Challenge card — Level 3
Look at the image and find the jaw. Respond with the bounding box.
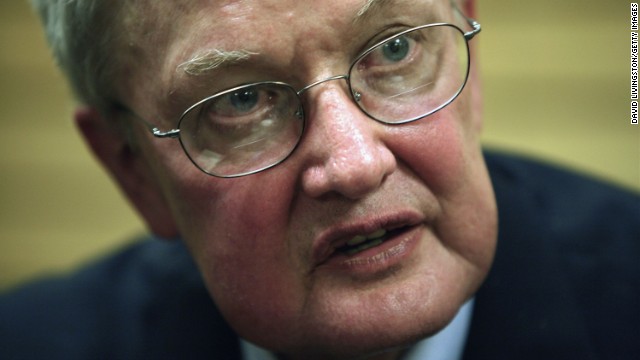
[204,221,487,357]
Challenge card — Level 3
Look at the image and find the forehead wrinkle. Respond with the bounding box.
[177,49,258,76]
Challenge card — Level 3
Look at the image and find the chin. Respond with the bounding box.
[278,310,454,360]
[265,269,470,359]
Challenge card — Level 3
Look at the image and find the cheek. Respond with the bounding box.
[137,126,309,343]
[390,110,469,194]
[165,170,308,344]
[389,78,483,196]
[388,103,497,278]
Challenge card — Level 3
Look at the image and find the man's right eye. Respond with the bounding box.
[193,86,283,143]
[209,87,263,117]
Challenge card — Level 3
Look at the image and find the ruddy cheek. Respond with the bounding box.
[389,115,468,195]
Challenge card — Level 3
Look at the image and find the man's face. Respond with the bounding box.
[117,0,497,357]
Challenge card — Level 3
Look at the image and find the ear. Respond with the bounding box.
[74,107,179,239]
[463,0,477,19]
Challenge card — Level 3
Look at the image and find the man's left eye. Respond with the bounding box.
[381,36,411,62]
[360,34,419,69]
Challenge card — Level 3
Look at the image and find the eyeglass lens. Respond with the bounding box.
[350,24,468,123]
[178,24,469,177]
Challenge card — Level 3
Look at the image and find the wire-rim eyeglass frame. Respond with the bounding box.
[118,14,481,178]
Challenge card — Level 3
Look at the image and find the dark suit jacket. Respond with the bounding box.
[2,153,639,359]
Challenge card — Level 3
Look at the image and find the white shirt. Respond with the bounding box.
[241,299,474,360]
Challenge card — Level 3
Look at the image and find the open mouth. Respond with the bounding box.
[337,227,409,256]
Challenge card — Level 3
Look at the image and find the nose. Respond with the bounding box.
[298,84,397,199]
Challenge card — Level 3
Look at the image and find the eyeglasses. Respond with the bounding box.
[122,16,481,178]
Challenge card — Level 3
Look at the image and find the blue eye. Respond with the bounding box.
[228,88,259,112]
[382,36,410,62]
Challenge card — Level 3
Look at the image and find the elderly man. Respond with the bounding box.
[1,0,638,359]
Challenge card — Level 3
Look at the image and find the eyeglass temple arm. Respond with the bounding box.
[464,19,481,40]
[151,127,181,138]
[450,0,481,40]
[112,102,181,139]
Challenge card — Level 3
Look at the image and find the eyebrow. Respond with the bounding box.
[354,0,394,22]
[177,0,397,75]
[177,49,257,75]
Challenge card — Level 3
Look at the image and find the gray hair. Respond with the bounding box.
[31,0,127,112]
[31,0,469,113]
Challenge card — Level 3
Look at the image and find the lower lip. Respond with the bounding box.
[316,225,424,279]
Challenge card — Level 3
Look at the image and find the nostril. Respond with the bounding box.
[297,82,397,199]
[301,142,396,200]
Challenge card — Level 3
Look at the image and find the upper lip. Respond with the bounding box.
[311,210,424,268]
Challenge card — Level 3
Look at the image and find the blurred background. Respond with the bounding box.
[1,1,638,290]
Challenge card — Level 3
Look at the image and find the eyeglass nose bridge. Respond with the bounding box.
[296,74,364,110]
[297,74,350,96]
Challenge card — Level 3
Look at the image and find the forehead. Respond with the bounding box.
[155,0,439,52]
[124,0,447,64]
[120,0,447,113]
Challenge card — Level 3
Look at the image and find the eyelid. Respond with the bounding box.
[202,89,270,121]
[356,24,413,57]
[364,36,418,67]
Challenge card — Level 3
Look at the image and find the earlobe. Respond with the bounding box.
[74,107,179,238]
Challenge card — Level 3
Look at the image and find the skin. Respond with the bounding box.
[76,0,497,359]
